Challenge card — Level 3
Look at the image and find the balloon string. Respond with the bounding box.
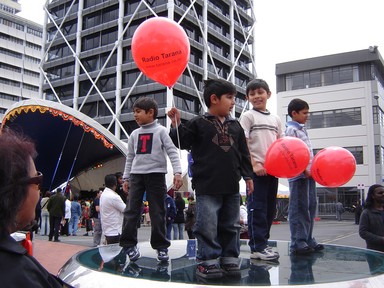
[170,87,182,159]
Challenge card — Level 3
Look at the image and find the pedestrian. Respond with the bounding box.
[82,200,93,236]
[168,79,254,279]
[359,184,384,252]
[92,188,103,246]
[285,98,324,254]
[69,195,81,236]
[40,190,51,236]
[0,129,67,287]
[100,174,125,244]
[115,172,127,203]
[336,201,344,221]
[60,196,71,236]
[239,78,283,261]
[185,195,196,239]
[354,201,362,224]
[47,187,66,242]
[173,192,186,240]
[165,193,176,240]
[119,97,183,263]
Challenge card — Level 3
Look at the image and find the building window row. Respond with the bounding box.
[23,83,39,92]
[27,27,43,38]
[0,77,20,87]
[285,65,359,91]
[0,32,23,45]
[314,146,363,165]
[24,55,40,65]
[0,17,24,31]
[0,92,20,102]
[0,62,21,73]
[0,47,22,59]
[83,4,119,29]
[305,107,361,129]
[0,4,17,14]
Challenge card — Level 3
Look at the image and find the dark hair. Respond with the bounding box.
[115,172,123,178]
[203,79,236,108]
[105,174,117,188]
[44,190,51,197]
[364,184,384,209]
[246,79,270,95]
[133,97,158,118]
[288,98,309,117]
[175,192,182,200]
[0,129,37,237]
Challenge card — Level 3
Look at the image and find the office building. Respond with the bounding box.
[41,0,256,141]
[0,0,43,120]
[276,47,384,213]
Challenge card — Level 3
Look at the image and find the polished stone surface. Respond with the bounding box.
[58,240,384,287]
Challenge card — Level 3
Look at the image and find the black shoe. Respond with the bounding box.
[125,246,141,262]
[48,238,52,241]
[196,263,223,279]
[291,246,314,255]
[313,244,324,251]
[83,233,89,236]
[53,239,61,242]
[220,263,241,278]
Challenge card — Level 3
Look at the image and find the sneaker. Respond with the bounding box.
[250,248,279,261]
[125,262,141,277]
[196,263,223,279]
[220,263,241,277]
[157,249,169,262]
[125,246,141,262]
[266,245,280,257]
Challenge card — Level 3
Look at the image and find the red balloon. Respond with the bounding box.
[264,137,310,178]
[311,147,356,187]
[131,17,190,88]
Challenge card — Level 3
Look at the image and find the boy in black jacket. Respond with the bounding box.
[168,79,254,279]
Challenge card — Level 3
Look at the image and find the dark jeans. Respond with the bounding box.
[120,173,170,250]
[49,215,62,241]
[194,193,240,261]
[247,174,278,252]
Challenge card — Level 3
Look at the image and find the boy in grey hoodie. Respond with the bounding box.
[120,97,183,262]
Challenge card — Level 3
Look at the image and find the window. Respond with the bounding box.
[306,108,361,129]
[286,65,359,91]
[314,146,363,165]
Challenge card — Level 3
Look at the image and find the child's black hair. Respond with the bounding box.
[133,96,158,118]
[287,98,309,118]
[203,79,237,108]
[246,79,270,95]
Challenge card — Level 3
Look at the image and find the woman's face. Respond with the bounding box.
[14,157,41,231]
[373,186,384,205]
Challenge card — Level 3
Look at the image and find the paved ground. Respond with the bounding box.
[32,219,366,275]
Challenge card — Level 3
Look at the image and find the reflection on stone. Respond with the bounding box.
[60,240,384,287]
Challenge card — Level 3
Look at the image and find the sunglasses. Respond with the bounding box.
[25,171,44,186]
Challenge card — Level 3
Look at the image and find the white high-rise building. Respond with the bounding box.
[0,0,43,120]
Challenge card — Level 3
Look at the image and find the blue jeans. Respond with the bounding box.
[69,215,79,235]
[40,213,50,236]
[172,223,185,239]
[247,174,278,252]
[288,177,318,250]
[194,193,240,261]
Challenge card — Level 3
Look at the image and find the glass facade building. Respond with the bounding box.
[41,0,257,140]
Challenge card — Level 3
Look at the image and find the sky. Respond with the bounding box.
[18,0,384,112]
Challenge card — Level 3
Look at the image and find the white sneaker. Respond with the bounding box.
[266,245,280,257]
[250,248,279,261]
